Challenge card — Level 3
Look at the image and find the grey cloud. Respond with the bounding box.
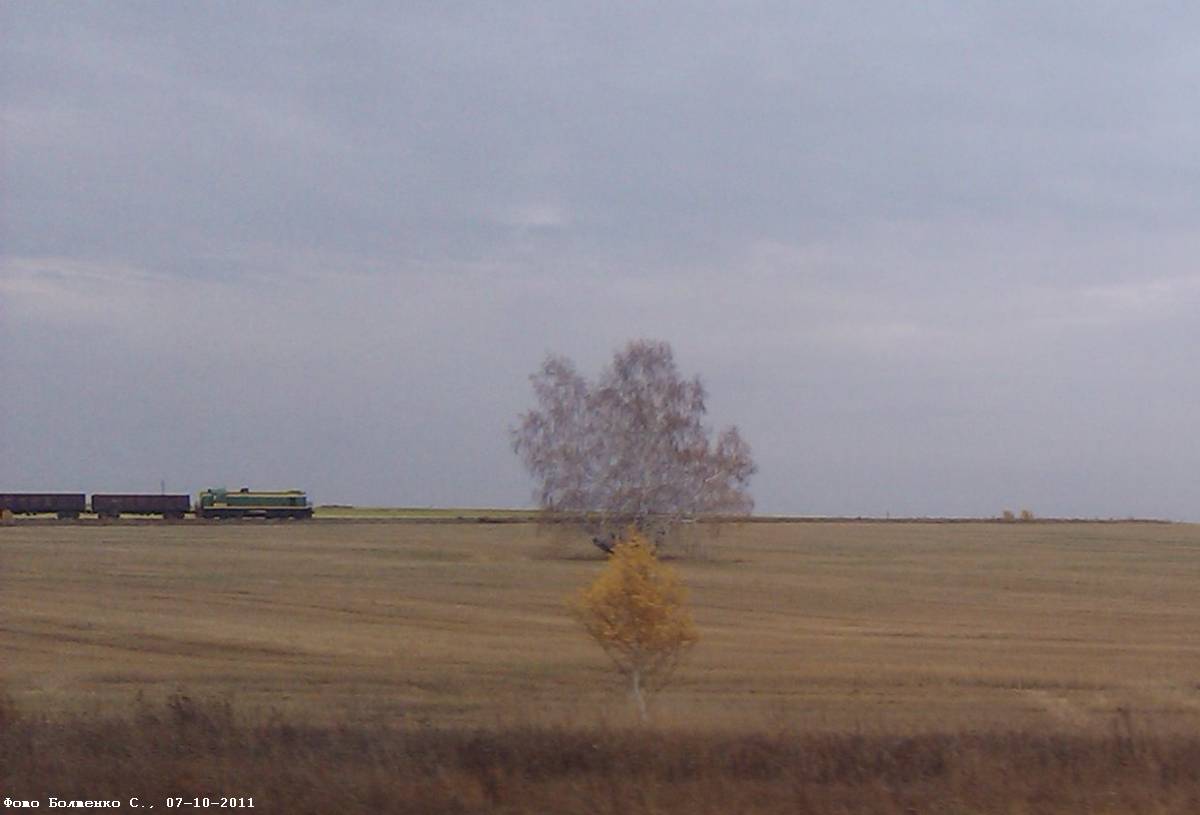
[4,3,1200,518]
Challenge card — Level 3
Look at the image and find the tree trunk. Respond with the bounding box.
[631,667,647,722]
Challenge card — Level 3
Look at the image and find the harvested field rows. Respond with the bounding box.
[3,520,1199,731]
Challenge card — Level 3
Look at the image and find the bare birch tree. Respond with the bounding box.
[512,340,756,551]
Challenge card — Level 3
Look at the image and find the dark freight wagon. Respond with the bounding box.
[195,488,313,519]
[0,493,86,518]
[91,494,191,519]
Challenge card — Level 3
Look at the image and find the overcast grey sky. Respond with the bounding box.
[3,3,1199,518]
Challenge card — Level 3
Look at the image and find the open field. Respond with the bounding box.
[4,519,1200,811]
[4,519,1200,727]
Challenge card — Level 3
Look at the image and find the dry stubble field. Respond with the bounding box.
[4,519,1200,813]
[4,519,1200,728]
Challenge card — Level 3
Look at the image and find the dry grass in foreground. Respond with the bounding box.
[5,520,1200,811]
[3,694,1199,815]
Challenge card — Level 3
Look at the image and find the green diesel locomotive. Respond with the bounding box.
[196,487,313,519]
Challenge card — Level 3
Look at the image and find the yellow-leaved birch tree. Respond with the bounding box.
[571,530,698,720]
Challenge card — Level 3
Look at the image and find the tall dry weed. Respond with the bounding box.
[4,695,1200,814]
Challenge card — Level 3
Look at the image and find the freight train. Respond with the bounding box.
[0,489,313,520]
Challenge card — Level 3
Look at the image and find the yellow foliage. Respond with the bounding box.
[571,530,697,714]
